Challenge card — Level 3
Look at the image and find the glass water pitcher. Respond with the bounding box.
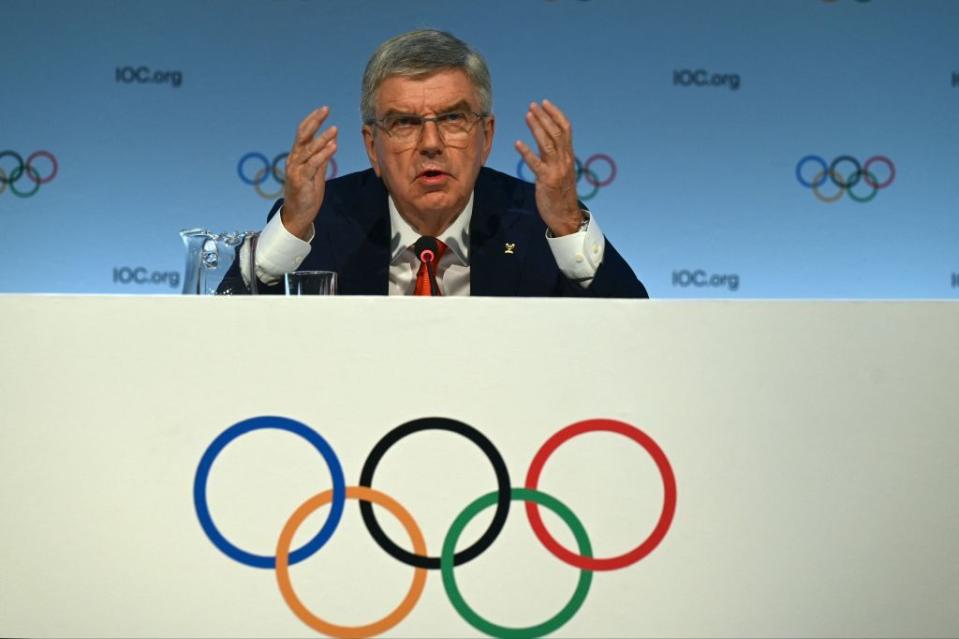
[179,229,259,295]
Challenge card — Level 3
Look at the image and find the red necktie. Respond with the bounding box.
[414,238,447,296]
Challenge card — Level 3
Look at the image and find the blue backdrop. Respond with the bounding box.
[2,0,957,297]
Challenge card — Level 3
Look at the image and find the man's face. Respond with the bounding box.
[363,69,495,227]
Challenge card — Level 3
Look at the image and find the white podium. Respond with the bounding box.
[1,296,957,638]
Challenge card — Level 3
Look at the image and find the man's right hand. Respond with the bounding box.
[281,106,338,240]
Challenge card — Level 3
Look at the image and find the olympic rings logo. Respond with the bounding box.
[516,153,617,202]
[0,150,58,198]
[795,155,895,204]
[194,415,677,638]
[238,152,338,200]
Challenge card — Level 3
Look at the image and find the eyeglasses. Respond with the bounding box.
[366,111,488,147]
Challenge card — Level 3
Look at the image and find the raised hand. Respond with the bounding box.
[514,100,583,236]
[281,106,338,240]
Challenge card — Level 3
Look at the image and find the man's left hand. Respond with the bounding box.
[515,100,584,237]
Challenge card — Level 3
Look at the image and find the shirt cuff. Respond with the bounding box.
[545,211,606,288]
[241,207,315,286]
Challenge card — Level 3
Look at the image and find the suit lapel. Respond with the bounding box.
[336,171,390,295]
[470,169,526,296]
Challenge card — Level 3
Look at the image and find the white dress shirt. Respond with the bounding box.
[242,192,607,294]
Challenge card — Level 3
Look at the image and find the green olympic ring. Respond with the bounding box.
[845,170,879,203]
[7,164,42,198]
[441,487,593,638]
[573,158,600,202]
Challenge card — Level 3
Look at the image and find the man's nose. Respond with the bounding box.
[417,120,444,155]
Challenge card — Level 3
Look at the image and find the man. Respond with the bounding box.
[243,29,647,297]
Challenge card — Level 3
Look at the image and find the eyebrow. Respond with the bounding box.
[381,100,475,118]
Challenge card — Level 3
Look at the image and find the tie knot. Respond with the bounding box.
[412,237,447,296]
[413,236,447,265]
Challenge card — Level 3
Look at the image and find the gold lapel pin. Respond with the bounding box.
[504,242,515,255]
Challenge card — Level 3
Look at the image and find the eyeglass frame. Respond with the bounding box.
[364,110,490,145]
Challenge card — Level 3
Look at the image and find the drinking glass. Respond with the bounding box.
[284,270,337,295]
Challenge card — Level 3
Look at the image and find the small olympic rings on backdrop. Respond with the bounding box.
[516,153,617,202]
[237,152,338,200]
[795,154,895,204]
[194,415,676,637]
[0,150,58,198]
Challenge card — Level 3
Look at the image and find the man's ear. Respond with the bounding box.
[362,125,381,177]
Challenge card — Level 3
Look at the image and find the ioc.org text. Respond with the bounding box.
[115,66,183,88]
[673,269,740,292]
[113,266,180,289]
[673,69,740,91]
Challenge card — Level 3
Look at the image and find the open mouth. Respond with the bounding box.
[420,170,446,178]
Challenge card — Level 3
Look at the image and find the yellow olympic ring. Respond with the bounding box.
[811,170,845,203]
[275,486,428,638]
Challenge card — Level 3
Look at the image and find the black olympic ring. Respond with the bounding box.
[358,416,511,570]
[829,155,861,188]
[0,150,58,198]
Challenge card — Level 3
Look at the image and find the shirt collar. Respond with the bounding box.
[388,193,472,265]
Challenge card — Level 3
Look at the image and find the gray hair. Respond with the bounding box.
[361,29,492,123]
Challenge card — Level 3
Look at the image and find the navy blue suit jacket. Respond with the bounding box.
[249,166,647,297]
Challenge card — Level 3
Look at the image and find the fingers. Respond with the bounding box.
[299,125,338,164]
[514,139,546,175]
[303,136,337,178]
[293,106,330,146]
[516,99,576,183]
[540,99,572,134]
[287,106,338,183]
[515,100,581,232]
[524,99,572,158]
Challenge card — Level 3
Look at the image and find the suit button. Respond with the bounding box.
[575,254,584,263]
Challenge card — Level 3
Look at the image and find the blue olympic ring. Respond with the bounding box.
[795,154,829,188]
[193,415,346,569]
[237,152,271,186]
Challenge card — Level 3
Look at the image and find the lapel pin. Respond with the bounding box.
[504,242,515,255]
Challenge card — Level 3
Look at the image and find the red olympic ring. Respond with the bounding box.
[524,418,677,571]
[582,153,617,188]
[26,150,58,184]
[862,155,895,190]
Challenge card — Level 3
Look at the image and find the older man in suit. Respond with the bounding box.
[243,29,647,298]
